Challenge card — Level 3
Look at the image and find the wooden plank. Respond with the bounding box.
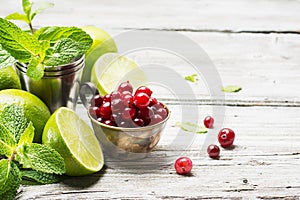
[18,105,300,199]
[1,0,300,32]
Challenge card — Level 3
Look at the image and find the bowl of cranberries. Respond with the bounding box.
[83,81,170,159]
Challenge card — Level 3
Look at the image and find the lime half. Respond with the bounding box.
[42,107,104,176]
[91,53,147,95]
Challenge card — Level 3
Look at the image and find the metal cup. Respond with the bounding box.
[15,56,85,113]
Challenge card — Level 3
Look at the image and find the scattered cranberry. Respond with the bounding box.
[204,116,214,128]
[218,128,235,148]
[174,157,193,175]
[207,144,220,159]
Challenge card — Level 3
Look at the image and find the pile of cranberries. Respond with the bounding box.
[89,81,168,128]
[174,116,236,175]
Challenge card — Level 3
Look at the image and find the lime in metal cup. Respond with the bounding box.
[16,56,85,113]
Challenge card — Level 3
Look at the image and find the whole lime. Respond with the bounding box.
[0,89,51,143]
[42,107,104,176]
[81,26,118,82]
[0,66,21,90]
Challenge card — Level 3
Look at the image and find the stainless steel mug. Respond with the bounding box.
[16,56,85,113]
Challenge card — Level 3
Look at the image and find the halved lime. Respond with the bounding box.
[91,53,147,95]
[42,107,104,176]
[81,26,117,82]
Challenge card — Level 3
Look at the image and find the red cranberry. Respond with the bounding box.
[99,102,112,120]
[89,107,101,119]
[218,128,235,148]
[118,81,133,94]
[204,116,214,128]
[133,118,144,127]
[135,86,153,97]
[149,114,163,125]
[103,119,115,126]
[174,157,193,175]
[91,94,103,107]
[149,97,158,106]
[111,98,124,113]
[133,92,150,109]
[103,93,111,103]
[155,108,168,119]
[122,107,136,121]
[207,144,220,159]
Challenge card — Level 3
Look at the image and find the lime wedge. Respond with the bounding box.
[42,107,104,176]
[91,53,147,95]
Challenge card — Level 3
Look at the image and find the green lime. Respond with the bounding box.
[81,26,118,82]
[42,107,104,176]
[0,66,21,90]
[0,89,51,143]
[91,53,147,95]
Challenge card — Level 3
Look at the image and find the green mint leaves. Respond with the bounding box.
[0,0,92,80]
[0,104,65,199]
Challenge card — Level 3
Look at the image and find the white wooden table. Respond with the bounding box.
[2,0,300,199]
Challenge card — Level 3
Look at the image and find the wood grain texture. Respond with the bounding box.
[1,0,300,199]
[1,0,300,32]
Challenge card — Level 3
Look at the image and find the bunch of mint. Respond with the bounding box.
[0,104,65,200]
[0,0,92,80]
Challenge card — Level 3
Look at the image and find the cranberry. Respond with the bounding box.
[174,157,193,175]
[103,93,111,103]
[137,107,154,125]
[204,116,214,128]
[121,93,133,107]
[207,144,220,159]
[103,119,115,126]
[135,86,152,97]
[91,94,103,107]
[149,114,163,125]
[111,98,124,113]
[99,102,112,120]
[149,97,158,106]
[155,108,168,119]
[111,91,122,100]
[218,128,235,148]
[89,107,100,119]
[133,118,144,127]
[97,117,104,123]
[118,81,133,94]
[122,107,136,121]
[133,92,150,108]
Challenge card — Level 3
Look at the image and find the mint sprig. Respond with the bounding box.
[0,0,92,80]
[0,104,66,199]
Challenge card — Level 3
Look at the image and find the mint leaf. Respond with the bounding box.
[17,143,65,175]
[0,160,21,198]
[0,124,16,157]
[185,74,198,83]
[0,44,17,69]
[175,122,208,134]
[0,18,42,63]
[0,104,29,143]
[22,0,32,17]
[18,122,34,146]
[5,12,29,24]
[21,170,63,184]
[26,56,44,80]
[222,85,242,93]
[30,2,54,21]
[35,26,92,52]
[44,38,83,66]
